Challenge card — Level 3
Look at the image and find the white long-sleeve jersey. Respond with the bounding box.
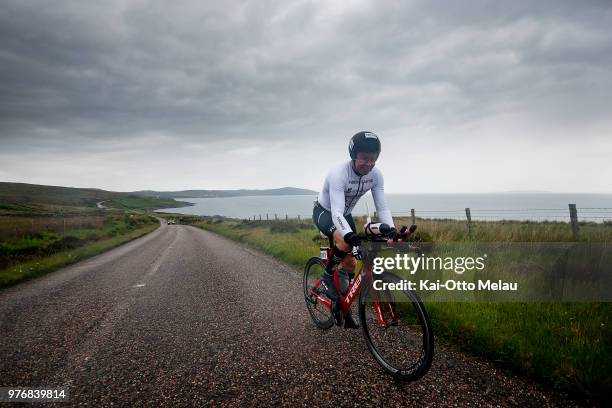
[317,161,394,236]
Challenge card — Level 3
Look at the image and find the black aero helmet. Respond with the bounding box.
[349,131,381,160]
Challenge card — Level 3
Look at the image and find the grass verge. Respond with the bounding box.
[0,215,159,288]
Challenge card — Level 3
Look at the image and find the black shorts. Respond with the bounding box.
[312,202,356,243]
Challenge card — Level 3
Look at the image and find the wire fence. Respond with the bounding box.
[244,207,612,222]
[242,205,612,240]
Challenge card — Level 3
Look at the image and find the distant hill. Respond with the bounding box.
[131,187,318,198]
[0,183,317,215]
[0,182,192,213]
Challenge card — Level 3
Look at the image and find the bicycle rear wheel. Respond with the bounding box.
[303,257,334,330]
[359,272,434,381]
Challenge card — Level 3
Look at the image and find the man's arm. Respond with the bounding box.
[371,170,395,227]
[328,171,354,237]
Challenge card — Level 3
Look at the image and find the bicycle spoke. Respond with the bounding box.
[303,257,334,330]
[360,273,433,380]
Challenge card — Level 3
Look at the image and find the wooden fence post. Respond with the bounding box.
[465,208,472,239]
[259,214,261,221]
[569,204,579,240]
[266,213,269,221]
[285,214,288,221]
[275,214,278,221]
[411,209,416,225]
[297,215,301,222]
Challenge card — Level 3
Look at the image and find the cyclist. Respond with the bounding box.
[312,131,396,329]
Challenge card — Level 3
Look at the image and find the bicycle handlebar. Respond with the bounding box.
[360,223,417,243]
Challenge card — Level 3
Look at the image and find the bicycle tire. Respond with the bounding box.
[359,272,434,381]
[303,257,335,330]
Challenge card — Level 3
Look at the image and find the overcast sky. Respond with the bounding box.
[1,0,611,193]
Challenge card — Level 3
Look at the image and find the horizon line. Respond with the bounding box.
[1,181,611,195]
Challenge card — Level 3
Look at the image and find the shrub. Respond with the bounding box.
[85,232,99,241]
[45,236,85,253]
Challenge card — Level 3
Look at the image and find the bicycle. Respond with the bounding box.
[303,224,434,381]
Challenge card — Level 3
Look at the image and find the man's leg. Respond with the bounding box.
[325,229,353,288]
[332,229,355,273]
[332,229,351,252]
[313,205,359,328]
[330,229,359,329]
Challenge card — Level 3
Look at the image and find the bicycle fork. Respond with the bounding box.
[369,276,401,329]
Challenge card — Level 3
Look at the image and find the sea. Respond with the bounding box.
[157,193,612,223]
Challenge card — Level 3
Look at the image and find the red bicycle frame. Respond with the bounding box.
[308,247,400,329]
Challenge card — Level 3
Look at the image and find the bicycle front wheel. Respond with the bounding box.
[303,257,334,330]
[359,272,434,381]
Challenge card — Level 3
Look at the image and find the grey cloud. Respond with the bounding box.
[0,0,611,169]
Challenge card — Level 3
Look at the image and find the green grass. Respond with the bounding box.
[0,182,191,213]
[426,302,610,397]
[0,214,159,287]
[185,216,611,400]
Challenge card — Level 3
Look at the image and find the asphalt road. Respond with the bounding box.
[0,223,584,406]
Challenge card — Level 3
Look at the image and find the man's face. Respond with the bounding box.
[354,151,378,175]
